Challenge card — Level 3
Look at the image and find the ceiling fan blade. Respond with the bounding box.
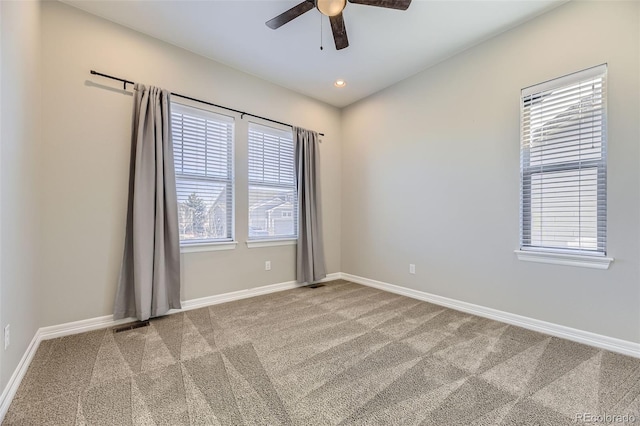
[348,0,411,10]
[266,1,315,29]
[329,12,349,50]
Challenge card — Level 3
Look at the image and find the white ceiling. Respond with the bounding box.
[62,0,566,108]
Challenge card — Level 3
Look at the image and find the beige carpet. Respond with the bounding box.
[4,280,640,425]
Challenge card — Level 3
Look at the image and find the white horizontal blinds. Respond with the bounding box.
[248,123,297,240]
[171,103,234,244]
[520,64,607,255]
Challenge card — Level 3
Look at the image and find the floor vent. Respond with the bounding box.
[113,320,150,333]
[306,283,325,289]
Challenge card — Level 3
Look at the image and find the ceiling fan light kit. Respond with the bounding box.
[266,0,411,51]
[317,0,347,16]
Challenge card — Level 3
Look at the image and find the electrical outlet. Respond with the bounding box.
[409,264,416,274]
[265,261,271,271]
[4,324,10,350]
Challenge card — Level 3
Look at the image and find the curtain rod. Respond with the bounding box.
[89,70,325,136]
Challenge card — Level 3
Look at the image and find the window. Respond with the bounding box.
[520,64,607,256]
[171,103,234,245]
[248,123,297,240]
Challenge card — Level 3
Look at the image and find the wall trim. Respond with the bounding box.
[342,273,640,359]
[0,330,39,421]
[514,249,613,270]
[0,272,340,421]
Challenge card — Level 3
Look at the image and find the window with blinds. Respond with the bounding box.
[248,123,297,240]
[171,103,234,245]
[520,64,607,255]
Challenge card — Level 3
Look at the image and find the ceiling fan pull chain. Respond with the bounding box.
[320,14,324,50]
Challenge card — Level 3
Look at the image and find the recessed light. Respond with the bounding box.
[334,79,346,88]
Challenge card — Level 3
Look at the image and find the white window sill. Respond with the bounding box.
[246,239,297,249]
[181,241,237,253]
[514,249,613,270]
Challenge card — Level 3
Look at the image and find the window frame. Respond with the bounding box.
[171,101,236,249]
[247,121,298,243]
[517,64,613,269]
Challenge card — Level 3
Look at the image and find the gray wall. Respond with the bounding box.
[0,0,42,389]
[39,1,342,326]
[341,1,640,343]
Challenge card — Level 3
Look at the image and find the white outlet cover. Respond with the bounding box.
[4,324,10,349]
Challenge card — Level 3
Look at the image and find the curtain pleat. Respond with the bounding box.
[114,83,181,320]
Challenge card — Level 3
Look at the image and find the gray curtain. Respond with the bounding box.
[294,127,327,284]
[114,83,181,321]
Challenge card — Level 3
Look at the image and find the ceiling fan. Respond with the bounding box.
[266,0,412,50]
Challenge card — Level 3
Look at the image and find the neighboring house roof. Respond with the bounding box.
[266,201,293,213]
[532,94,595,144]
[249,196,287,212]
[208,187,227,216]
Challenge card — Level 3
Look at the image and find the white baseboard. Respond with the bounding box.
[0,272,341,422]
[178,273,343,311]
[180,279,301,311]
[0,332,40,422]
[39,316,137,341]
[342,273,640,359]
